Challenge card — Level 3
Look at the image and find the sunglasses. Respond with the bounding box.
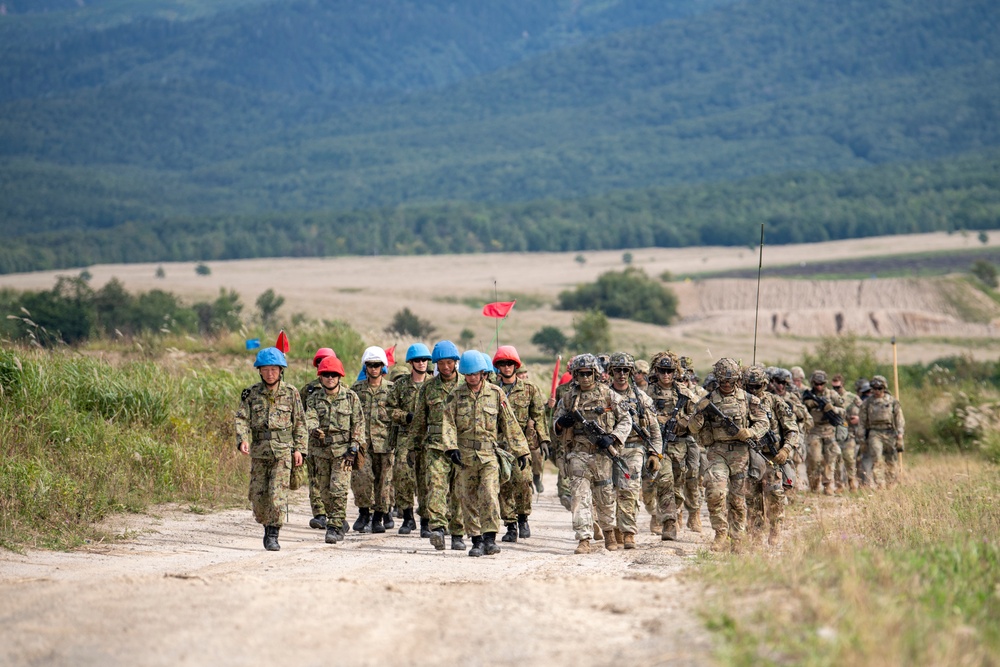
[832,385,843,390]
[495,360,516,367]
[773,379,787,385]
[611,368,631,375]
[319,372,340,379]
[365,362,384,368]
[813,382,826,387]
[656,368,675,375]
[576,371,595,378]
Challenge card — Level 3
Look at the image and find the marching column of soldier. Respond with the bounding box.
[236,344,905,554]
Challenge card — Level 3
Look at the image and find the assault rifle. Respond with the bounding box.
[658,394,690,444]
[570,409,632,487]
[624,403,663,460]
[802,389,844,426]
[701,401,795,488]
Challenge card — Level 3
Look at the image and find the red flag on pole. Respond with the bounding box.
[385,345,396,366]
[275,330,290,354]
[482,300,516,318]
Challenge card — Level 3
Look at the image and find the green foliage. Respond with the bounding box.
[571,310,611,352]
[194,263,211,276]
[254,288,284,329]
[192,288,243,336]
[459,328,475,349]
[622,252,633,265]
[155,266,165,279]
[978,230,990,245]
[385,307,436,339]
[970,259,998,288]
[798,334,881,385]
[558,267,678,324]
[531,326,568,356]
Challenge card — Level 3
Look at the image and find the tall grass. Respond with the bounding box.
[699,455,1000,666]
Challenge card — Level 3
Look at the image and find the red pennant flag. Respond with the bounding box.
[385,345,396,366]
[275,330,290,354]
[482,300,516,318]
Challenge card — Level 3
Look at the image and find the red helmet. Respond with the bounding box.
[317,356,346,377]
[312,347,336,367]
[492,345,522,369]
[559,371,572,386]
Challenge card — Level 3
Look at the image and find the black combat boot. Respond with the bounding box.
[309,514,328,530]
[419,517,432,538]
[468,536,484,557]
[353,508,371,533]
[451,534,466,551]
[264,525,280,551]
[325,524,342,544]
[483,532,501,556]
[661,519,678,541]
[398,508,415,535]
[533,473,544,493]
[371,511,386,533]
[382,511,394,530]
[517,514,531,539]
[501,522,518,543]
[429,527,446,551]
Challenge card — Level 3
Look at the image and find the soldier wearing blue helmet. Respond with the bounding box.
[235,347,308,551]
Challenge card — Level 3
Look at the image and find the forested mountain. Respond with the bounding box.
[1,0,998,273]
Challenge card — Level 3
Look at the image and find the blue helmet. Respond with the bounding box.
[431,340,461,362]
[405,343,432,362]
[458,350,489,375]
[254,347,287,368]
[480,351,495,372]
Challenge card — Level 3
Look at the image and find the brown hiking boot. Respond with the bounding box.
[710,530,729,552]
[623,533,636,550]
[687,511,702,533]
[613,528,623,546]
[649,515,661,535]
[849,479,859,492]
[604,530,619,551]
[593,522,604,541]
[575,539,591,555]
[823,485,835,496]
[767,525,781,547]
[661,520,678,541]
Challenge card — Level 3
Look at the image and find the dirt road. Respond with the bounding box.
[0,473,714,667]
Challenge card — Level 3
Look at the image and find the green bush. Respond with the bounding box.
[557,267,678,324]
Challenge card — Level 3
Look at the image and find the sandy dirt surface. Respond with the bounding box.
[0,472,714,667]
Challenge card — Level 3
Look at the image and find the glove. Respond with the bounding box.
[596,434,615,450]
[448,449,463,466]
[696,397,712,412]
[556,413,577,429]
[822,402,835,412]
[539,440,551,460]
[735,427,754,442]
[896,435,905,452]
[772,448,789,465]
[517,454,529,471]
[341,451,356,471]
[311,428,325,439]
[645,456,661,473]
[405,412,413,424]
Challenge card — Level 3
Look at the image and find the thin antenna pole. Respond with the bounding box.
[752,224,765,365]
[494,280,500,350]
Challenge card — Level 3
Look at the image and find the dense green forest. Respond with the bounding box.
[1,0,998,273]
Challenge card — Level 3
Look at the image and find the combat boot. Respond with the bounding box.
[342,519,350,533]
[559,495,572,511]
[371,511,386,534]
[419,517,432,538]
[687,510,702,533]
[451,534,466,551]
[767,525,781,547]
[383,511,394,530]
[613,528,623,547]
[710,530,729,553]
[730,532,745,554]
[533,473,544,493]
[309,514,327,530]
[483,532,501,556]
[264,526,280,552]
[398,508,415,535]
[649,515,661,535]
[593,522,604,541]
[623,533,636,550]
[575,539,591,555]
[661,520,678,541]
[325,525,342,544]
[502,522,518,543]
[823,485,834,496]
[429,528,446,551]
[604,529,619,552]
[517,514,531,539]
[468,536,484,557]
[353,508,371,533]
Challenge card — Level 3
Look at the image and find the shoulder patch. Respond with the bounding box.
[241,388,252,402]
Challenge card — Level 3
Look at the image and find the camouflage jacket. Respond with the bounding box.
[442,382,529,463]
[689,387,769,447]
[303,382,364,458]
[497,377,551,449]
[612,383,663,456]
[859,393,905,436]
[840,389,862,440]
[350,377,395,454]
[235,380,308,459]
[802,387,846,435]
[553,383,632,452]
[411,373,462,453]
[782,389,814,433]
[760,390,800,457]
[645,380,697,439]
[385,374,427,452]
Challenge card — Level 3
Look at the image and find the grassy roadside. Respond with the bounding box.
[698,454,1000,665]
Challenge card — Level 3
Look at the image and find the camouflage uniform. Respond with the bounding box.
[497,376,550,528]
[746,389,798,541]
[300,378,327,518]
[838,388,862,491]
[411,373,464,536]
[859,384,905,488]
[235,380,308,528]
[802,378,846,494]
[302,382,364,528]
[610,382,662,537]
[442,382,529,537]
[551,380,576,508]
[386,374,426,517]
[350,377,396,515]
[645,378,698,528]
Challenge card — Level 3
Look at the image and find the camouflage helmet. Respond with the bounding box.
[870,374,888,389]
[713,357,741,382]
[743,364,768,388]
[653,351,679,370]
[790,366,805,381]
[608,352,635,370]
[855,377,869,393]
[765,366,783,381]
[596,353,611,373]
[680,356,694,370]
[569,353,601,374]
[635,359,650,374]
[810,370,828,385]
[859,380,872,393]
[779,368,793,384]
[703,373,717,391]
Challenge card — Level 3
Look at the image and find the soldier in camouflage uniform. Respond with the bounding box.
[549,372,576,510]
[802,370,847,495]
[411,340,466,551]
[235,347,307,551]
[386,343,432,535]
[553,354,632,554]
[831,373,861,492]
[300,347,336,530]
[515,367,547,494]
[646,352,699,535]
[743,365,798,546]
[688,358,769,552]
[859,375,906,488]
[609,352,663,549]
[854,378,872,485]
[633,360,650,391]
[303,355,365,544]
[443,351,530,557]
[770,367,812,490]
[492,346,550,542]
[350,346,396,533]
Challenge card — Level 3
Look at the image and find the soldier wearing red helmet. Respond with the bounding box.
[300,347,338,530]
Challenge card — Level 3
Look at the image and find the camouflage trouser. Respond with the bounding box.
[747,462,785,534]
[351,447,374,509]
[862,430,899,488]
[499,454,532,523]
[663,438,687,518]
[652,458,677,526]
[249,453,291,527]
[370,451,394,513]
[641,472,657,517]
[704,443,750,538]
[566,450,616,541]
[806,431,841,491]
[839,435,858,489]
[552,441,572,507]
[414,447,428,519]
[458,454,502,536]
[530,446,544,477]
[423,448,464,535]
[393,445,416,512]
[615,446,644,535]
[313,454,351,524]
[680,437,702,515]
[306,454,327,517]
